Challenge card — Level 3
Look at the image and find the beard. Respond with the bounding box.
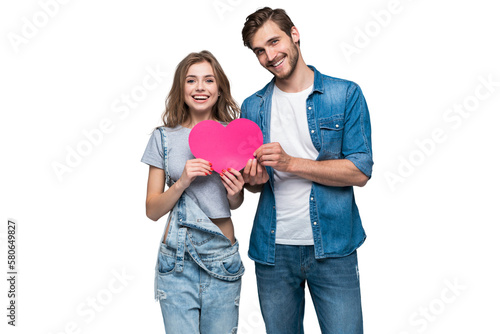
[269,43,299,80]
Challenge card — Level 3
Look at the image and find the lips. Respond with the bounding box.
[193,95,209,101]
[270,55,286,69]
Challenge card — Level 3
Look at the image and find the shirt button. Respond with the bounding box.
[273,205,275,209]
[308,107,312,110]
[313,222,317,225]
[310,197,314,201]
[311,130,315,134]
[336,124,339,128]
[271,230,275,234]
[179,218,182,222]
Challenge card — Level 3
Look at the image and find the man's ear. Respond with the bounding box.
[291,26,300,45]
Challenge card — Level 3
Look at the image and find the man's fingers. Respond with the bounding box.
[256,161,263,174]
[243,159,253,175]
[249,159,257,177]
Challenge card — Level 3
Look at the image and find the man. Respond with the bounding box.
[240,7,373,334]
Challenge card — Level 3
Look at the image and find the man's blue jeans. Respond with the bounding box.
[255,245,363,334]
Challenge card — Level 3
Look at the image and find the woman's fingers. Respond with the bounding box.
[186,159,213,176]
[220,168,244,194]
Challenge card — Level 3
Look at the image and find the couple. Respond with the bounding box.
[141,7,373,334]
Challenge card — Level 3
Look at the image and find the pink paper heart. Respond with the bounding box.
[188,119,263,173]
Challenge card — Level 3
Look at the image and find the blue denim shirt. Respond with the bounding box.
[241,66,373,264]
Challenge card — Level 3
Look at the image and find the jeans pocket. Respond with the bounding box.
[221,252,243,275]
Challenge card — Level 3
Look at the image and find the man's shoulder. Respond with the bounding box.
[241,79,274,113]
[318,71,360,91]
[244,80,274,101]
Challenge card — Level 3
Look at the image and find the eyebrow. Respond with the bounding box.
[186,74,215,78]
[252,35,281,53]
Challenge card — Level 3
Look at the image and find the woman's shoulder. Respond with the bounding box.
[154,124,185,133]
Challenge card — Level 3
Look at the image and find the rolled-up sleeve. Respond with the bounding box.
[342,83,373,178]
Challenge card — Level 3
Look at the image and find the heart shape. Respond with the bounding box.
[188,119,263,173]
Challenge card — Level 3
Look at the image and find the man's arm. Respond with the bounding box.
[253,81,373,187]
[253,143,368,187]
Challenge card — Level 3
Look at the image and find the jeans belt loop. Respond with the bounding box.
[175,227,187,272]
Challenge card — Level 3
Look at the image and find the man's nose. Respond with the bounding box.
[266,48,277,63]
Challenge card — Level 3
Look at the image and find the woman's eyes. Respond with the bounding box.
[186,79,215,84]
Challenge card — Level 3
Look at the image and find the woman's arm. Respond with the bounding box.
[145,166,183,221]
[145,159,213,221]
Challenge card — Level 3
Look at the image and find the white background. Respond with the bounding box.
[1,0,499,333]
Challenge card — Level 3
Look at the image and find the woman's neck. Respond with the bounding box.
[182,113,214,129]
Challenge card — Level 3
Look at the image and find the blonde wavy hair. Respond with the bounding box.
[161,50,239,128]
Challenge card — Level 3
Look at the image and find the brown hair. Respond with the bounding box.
[161,50,239,128]
[242,7,298,49]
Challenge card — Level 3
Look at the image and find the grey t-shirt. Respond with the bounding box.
[141,125,231,219]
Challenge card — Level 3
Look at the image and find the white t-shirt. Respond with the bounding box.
[270,84,318,245]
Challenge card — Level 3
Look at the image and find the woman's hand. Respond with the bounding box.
[220,168,245,209]
[176,159,213,191]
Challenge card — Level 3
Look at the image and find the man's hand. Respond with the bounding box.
[242,158,269,192]
[253,142,293,172]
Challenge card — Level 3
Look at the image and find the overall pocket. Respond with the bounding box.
[220,251,244,276]
[187,229,216,246]
[157,244,176,275]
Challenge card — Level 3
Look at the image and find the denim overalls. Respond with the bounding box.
[154,127,244,334]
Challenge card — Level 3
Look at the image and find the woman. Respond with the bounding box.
[141,50,245,334]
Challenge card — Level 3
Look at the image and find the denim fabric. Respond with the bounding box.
[241,65,373,264]
[157,240,242,334]
[255,245,363,334]
[153,127,244,333]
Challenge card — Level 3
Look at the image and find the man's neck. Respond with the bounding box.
[274,60,314,93]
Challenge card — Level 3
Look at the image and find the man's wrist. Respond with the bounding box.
[286,156,301,174]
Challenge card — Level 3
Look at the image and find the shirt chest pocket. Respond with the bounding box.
[319,116,344,157]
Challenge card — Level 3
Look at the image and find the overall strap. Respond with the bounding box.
[175,227,187,272]
[159,127,173,187]
[185,233,244,282]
